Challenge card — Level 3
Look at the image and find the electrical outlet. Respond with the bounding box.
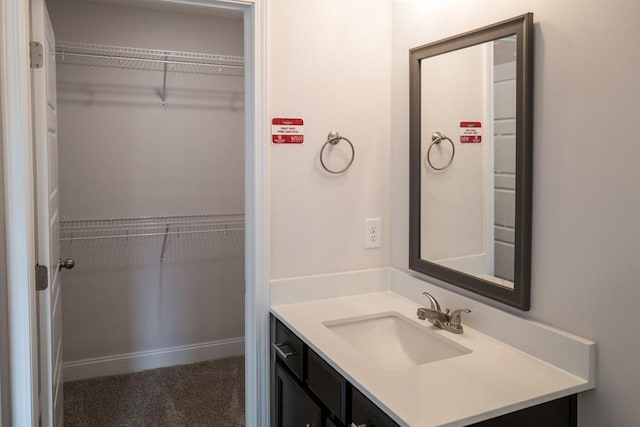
[364,218,382,249]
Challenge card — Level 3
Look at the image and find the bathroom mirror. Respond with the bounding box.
[409,14,533,310]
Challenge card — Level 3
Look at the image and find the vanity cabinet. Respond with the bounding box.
[270,315,577,427]
[271,316,399,427]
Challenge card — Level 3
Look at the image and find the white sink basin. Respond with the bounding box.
[323,312,471,370]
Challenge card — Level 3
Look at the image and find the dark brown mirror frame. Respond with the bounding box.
[409,13,534,310]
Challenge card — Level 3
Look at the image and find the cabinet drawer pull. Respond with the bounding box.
[271,342,297,359]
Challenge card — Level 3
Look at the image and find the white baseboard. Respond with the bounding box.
[63,337,245,382]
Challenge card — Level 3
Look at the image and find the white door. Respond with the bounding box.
[31,0,65,425]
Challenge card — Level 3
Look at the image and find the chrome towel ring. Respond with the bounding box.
[320,131,355,174]
[427,131,455,170]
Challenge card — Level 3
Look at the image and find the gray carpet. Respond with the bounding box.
[64,356,245,426]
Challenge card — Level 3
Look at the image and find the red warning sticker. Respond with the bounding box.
[272,118,304,144]
[460,121,482,143]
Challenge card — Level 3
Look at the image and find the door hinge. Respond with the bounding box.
[35,264,48,291]
[30,41,44,69]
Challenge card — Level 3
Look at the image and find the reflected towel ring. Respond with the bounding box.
[427,131,455,170]
[320,131,355,174]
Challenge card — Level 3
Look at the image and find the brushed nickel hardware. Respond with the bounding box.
[417,292,470,334]
[449,309,472,330]
[30,41,43,68]
[271,342,297,359]
[58,258,75,271]
[421,291,441,312]
[320,131,355,174]
[426,131,455,171]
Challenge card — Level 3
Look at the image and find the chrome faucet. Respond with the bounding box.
[416,292,471,334]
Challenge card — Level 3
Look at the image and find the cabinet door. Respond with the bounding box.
[275,363,323,427]
[307,349,347,423]
[351,387,399,427]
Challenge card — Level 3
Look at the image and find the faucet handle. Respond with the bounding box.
[421,292,441,312]
[448,309,471,327]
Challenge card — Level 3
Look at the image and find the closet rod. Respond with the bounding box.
[60,221,244,233]
[59,214,245,241]
[55,51,244,70]
[60,213,243,224]
[60,217,244,231]
[59,227,245,242]
[60,224,244,236]
[55,41,244,69]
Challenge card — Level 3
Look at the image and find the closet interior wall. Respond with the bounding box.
[48,0,245,380]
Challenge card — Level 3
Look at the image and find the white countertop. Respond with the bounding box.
[271,272,595,427]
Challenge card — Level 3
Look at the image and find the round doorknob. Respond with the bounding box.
[58,258,75,271]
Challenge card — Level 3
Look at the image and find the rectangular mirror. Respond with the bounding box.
[409,14,533,310]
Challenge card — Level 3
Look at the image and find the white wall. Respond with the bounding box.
[269,0,392,279]
[55,64,244,218]
[60,230,244,362]
[47,0,243,57]
[391,1,640,425]
[47,0,245,372]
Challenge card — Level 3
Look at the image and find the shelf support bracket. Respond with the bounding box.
[160,56,168,105]
[160,224,170,263]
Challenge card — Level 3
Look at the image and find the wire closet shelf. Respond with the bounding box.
[59,213,245,242]
[55,41,245,75]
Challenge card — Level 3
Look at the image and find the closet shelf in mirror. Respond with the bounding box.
[59,213,244,242]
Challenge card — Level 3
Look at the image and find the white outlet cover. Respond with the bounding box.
[364,218,382,249]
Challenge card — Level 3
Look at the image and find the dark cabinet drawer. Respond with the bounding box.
[274,363,322,427]
[351,387,399,427]
[273,319,304,381]
[307,349,347,424]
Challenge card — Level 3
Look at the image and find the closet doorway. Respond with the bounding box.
[44,0,250,424]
